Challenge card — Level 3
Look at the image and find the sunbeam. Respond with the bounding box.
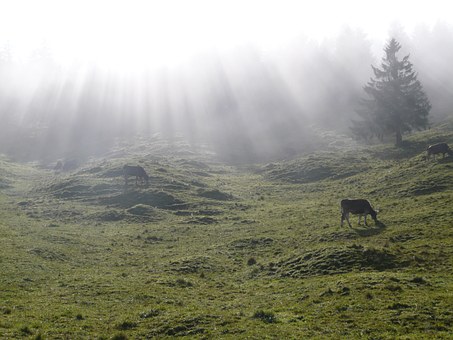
[0,0,452,162]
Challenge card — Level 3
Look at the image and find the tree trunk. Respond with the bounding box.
[395,130,402,146]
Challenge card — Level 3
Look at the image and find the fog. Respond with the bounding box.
[1,1,453,162]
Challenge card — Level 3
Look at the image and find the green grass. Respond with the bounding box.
[1,123,453,339]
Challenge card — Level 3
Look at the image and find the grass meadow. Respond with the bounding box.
[1,121,453,339]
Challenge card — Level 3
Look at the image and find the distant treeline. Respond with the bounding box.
[0,24,452,162]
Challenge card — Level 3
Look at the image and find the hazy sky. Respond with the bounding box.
[1,0,452,70]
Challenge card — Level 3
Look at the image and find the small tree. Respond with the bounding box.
[353,38,431,145]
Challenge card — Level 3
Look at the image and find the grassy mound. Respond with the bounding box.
[197,189,233,200]
[125,204,166,222]
[269,245,403,278]
[262,152,371,183]
[90,209,125,222]
[101,190,184,209]
[169,255,221,274]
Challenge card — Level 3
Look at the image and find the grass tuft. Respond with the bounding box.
[252,310,277,323]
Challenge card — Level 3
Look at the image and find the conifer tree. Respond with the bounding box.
[353,38,431,145]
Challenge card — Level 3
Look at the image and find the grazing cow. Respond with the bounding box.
[123,165,149,185]
[54,159,79,173]
[341,199,378,227]
[427,142,453,160]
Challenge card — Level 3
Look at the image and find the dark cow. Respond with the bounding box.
[123,165,149,185]
[341,199,378,227]
[427,142,453,160]
[54,159,79,173]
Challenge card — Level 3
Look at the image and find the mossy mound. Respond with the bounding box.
[101,190,184,209]
[229,237,274,250]
[46,178,113,199]
[126,204,165,222]
[269,245,403,278]
[126,204,158,216]
[149,315,218,337]
[197,189,233,200]
[262,152,371,183]
[92,210,125,221]
[169,256,221,274]
[28,248,68,261]
[185,216,218,225]
[0,177,11,189]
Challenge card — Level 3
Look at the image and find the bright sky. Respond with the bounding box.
[0,0,452,70]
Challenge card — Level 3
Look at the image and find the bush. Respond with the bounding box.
[252,310,277,323]
[247,257,257,266]
[116,321,137,330]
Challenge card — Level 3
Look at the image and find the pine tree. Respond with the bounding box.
[353,38,431,145]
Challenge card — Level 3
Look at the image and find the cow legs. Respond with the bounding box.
[358,214,369,226]
[341,213,351,227]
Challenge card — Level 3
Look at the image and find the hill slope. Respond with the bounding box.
[1,124,452,339]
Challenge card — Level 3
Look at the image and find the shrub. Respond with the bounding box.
[20,326,33,335]
[112,334,128,340]
[175,278,193,288]
[247,257,257,266]
[252,310,277,323]
[116,321,137,330]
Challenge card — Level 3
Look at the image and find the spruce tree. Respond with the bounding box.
[353,38,431,145]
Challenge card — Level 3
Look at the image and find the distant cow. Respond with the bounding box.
[54,159,79,173]
[427,142,453,160]
[123,165,149,185]
[341,199,378,227]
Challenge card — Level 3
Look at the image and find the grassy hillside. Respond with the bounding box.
[1,124,452,339]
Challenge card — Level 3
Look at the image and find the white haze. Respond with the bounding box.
[2,0,451,68]
[0,0,453,162]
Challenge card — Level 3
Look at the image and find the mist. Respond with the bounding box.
[1,2,453,163]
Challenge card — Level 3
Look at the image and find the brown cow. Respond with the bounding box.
[341,199,378,227]
[427,142,453,160]
[123,165,149,185]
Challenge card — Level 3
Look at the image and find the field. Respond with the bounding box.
[1,121,453,339]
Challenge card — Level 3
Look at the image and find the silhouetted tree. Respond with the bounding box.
[353,38,431,145]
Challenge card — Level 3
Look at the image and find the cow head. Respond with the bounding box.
[370,209,378,222]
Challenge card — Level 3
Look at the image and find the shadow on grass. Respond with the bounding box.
[354,221,386,237]
[436,157,453,164]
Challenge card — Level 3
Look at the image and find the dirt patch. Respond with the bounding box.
[268,245,403,278]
